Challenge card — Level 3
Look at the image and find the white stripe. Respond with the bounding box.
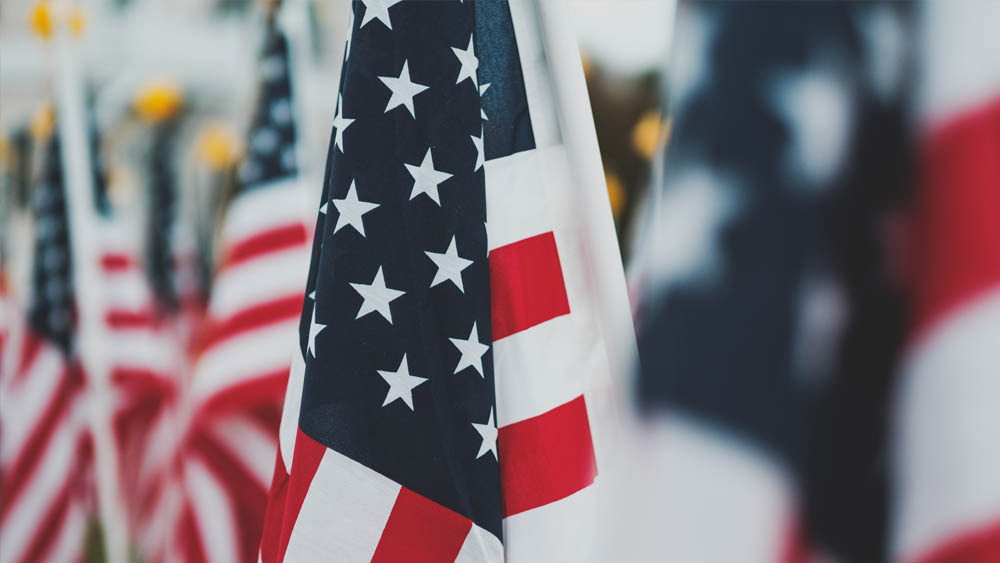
[284,448,401,562]
[630,414,792,563]
[106,328,178,376]
[185,457,241,563]
[493,312,603,427]
[507,0,561,149]
[209,247,309,320]
[138,480,183,559]
[208,414,278,489]
[102,268,154,312]
[0,345,66,465]
[279,350,306,471]
[892,287,1000,561]
[454,524,504,563]
[192,318,300,402]
[220,177,308,250]
[135,404,181,494]
[0,412,80,563]
[484,148,559,252]
[44,498,86,563]
[921,0,1000,124]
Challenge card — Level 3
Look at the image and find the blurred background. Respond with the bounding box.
[2,1,999,562]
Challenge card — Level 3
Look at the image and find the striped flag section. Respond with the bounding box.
[98,221,187,562]
[157,20,310,562]
[891,2,1000,561]
[171,178,308,563]
[0,301,91,563]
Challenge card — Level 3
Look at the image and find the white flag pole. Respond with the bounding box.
[50,3,128,562]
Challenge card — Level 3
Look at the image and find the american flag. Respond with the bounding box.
[168,19,310,563]
[260,0,633,561]
[633,2,914,561]
[0,133,94,563]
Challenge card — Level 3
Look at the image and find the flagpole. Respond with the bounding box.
[50,3,128,562]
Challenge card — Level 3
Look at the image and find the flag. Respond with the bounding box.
[93,121,189,559]
[0,132,94,563]
[890,2,1000,561]
[171,19,310,563]
[259,0,633,561]
[632,2,913,561]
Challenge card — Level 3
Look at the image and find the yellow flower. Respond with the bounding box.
[29,1,53,40]
[30,101,56,141]
[134,80,184,123]
[197,124,241,170]
[632,110,669,161]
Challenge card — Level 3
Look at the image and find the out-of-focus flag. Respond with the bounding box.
[891,2,1000,562]
[90,120,188,559]
[0,131,94,563]
[632,2,913,561]
[171,19,310,563]
[259,0,633,561]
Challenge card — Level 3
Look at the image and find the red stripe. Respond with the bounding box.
[110,367,176,397]
[199,294,303,353]
[106,309,159,329]
[268,429,325,563]
[194,369,287,422]
[371,487,472,563]
[100,252,135,272]
[780,509,814,563]
[498,395,597,517]
[190,430,270,563]
[0,372,76,525]
[912,518,1000,563]
[907,95,1000,343]
[19,460,79,562]
[258,454,290,563]
[12,331,42,383]
[489,231,571,340]
[178,502,210,563]
[223,223,307,270]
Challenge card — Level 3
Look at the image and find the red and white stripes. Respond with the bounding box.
[172,177,309,563]
[0,298,92,563]
[892,3,1000,560]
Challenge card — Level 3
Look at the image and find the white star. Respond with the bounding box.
[471,408,498,460]
[404,148,452,205]
[378,60,429,118]
[350,266,405,323]
[425,236,473,292]
[648,168,741,291]
[449,322,489,377]
[771,68,852,187]
[319,200,327,215]
[332,180,379,237]
[479,83,490,120]
[359,0,403,30]
[377,354,427,411]
[452,34,478,88]
[307,306,326,357]
[332,96,355,153]
[471,131,484,172]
